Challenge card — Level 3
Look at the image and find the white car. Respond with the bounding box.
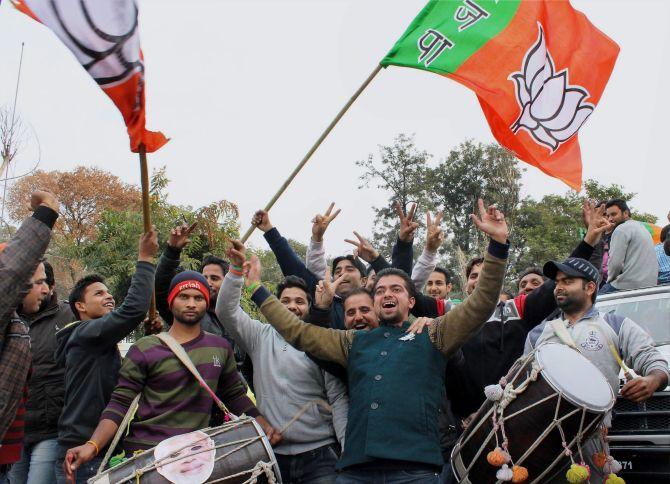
[596,284,670,481]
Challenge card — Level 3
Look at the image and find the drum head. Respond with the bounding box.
[536,343,614,412]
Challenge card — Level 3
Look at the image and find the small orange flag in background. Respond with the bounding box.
[12,0,168,153]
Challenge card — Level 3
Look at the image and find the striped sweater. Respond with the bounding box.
[101,331,259,453]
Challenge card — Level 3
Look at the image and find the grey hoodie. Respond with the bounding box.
[216,272,348,455]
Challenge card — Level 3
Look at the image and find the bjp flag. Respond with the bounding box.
[12,0,168,153]
[382,0,619,190]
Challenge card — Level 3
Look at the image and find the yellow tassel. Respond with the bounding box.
[566,463,590,483]
[605,474,625,484]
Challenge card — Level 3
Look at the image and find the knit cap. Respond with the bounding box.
[167,270,211,308]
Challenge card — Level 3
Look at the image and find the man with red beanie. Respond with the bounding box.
[63,270,278,481]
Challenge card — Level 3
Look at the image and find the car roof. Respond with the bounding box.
[596,284,670,304]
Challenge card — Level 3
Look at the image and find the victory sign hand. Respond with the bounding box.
[470,199,508,244]
[312,202,341,242]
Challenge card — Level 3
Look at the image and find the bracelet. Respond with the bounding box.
[86,440,100,456]
[230,264,243,272]
[246,282,260,294]
[229,267,244,277]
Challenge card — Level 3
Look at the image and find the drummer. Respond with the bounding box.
[62,271,279,482]
[242,200,509,483]
[525,257,669,481]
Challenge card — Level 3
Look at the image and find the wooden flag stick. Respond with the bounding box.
[138,144,157,320]
[240,64,383,243]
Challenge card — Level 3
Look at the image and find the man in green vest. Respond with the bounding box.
[239,199,509,483]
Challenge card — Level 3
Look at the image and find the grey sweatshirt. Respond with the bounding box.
[526,306,669,482]
[525,307,669,395]
[216,273,348,455]
[607,220,658,290]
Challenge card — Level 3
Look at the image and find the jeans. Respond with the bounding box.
[54,447,103,484]
[276,444,339,484]
[3,438,59,484]
[336,468,440,483]
[439,462,456,484]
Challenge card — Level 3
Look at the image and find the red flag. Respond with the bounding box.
[12,0,168,153]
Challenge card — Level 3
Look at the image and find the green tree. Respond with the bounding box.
[509,179,658,280]
[428,140,522,256]
[357,133,430,259]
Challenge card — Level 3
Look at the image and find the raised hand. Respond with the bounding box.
[395,201,419,242]
[584,200,614,246]
[138,228,159,262]
[315,268,347,309]
[227,239,246,267]
[312,202,341,242]
[251,210,273,233]
[168,222,197,250]
[425,211,444,253]
[470,199,508,244]
[344,231,379,263]
[244,254,262,288]
[30,190,59,213]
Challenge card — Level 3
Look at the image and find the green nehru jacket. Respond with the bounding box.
[251,239,509,470]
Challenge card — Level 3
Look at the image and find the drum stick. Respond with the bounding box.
[607,341,633,382]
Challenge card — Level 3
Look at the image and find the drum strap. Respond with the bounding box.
[550,320,579,350]
[95,332,239,477]
[155,332,235,418]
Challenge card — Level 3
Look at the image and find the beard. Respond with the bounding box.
[556,293,586,313]
[378,310,404,326]
[173,310,205,326]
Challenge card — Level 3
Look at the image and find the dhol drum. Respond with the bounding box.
[89,417,281,484]
[451,343,615,483]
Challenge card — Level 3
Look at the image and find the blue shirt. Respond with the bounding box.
[656,243,670,284]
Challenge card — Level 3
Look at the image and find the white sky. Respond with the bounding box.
[1,0,668,256]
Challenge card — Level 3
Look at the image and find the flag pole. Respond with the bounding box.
[138,144,157,320]
[240,64,383,243]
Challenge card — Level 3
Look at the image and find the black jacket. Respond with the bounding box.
[446,240,595,419]
[20,296,73,445]
[55,261,154,450]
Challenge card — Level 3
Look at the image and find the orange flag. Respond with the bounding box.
[12,0,168,153]
[382,0,619,190]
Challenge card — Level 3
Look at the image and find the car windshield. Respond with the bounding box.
[597,291,670,345]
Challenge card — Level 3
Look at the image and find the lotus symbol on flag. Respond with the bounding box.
[509,23,594,152]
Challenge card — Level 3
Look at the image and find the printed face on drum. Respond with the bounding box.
[554,272,597,315]
[171,288,208,326]
[373,274,416,326]
[155,430,216,484]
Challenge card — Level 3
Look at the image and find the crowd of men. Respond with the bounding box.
[0,190,668,484]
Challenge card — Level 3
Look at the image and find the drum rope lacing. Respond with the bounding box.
[107,400,331,483]
[457,348,608,484]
